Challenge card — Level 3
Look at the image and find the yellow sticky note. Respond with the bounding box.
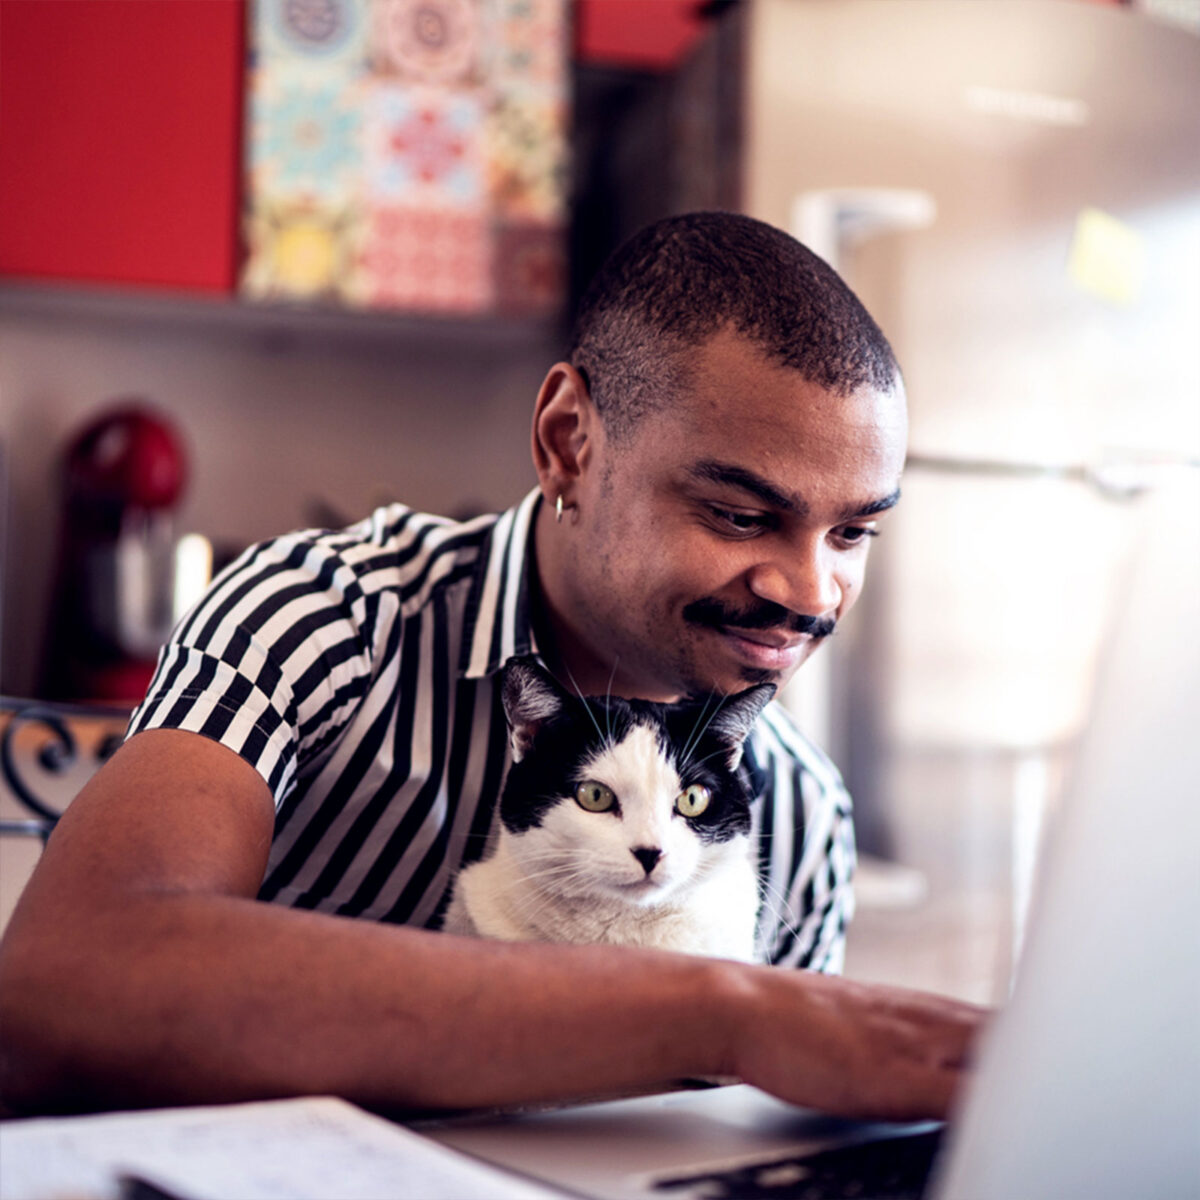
[1067,207,1145,306]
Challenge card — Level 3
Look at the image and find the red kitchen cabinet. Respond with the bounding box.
[0,0,245,293]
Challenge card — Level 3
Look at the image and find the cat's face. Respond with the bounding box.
[497,658,774,907]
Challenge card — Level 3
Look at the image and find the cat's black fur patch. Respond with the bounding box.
[498,658,773,844]
[499,696,636,834]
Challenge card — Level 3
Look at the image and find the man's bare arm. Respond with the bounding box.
[0,729,982,1118]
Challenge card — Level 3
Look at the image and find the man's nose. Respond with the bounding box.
[746,543,842,618]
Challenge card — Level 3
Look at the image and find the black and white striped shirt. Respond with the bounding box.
[129,488,855,969]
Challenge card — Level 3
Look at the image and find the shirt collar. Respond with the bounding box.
[459,486,544,679]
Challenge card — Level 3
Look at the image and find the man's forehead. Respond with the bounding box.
[653,366,907,458]
[682,348,905,433]
[601,328,907,477]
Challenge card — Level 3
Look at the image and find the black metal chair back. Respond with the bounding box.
[0,699,130,844]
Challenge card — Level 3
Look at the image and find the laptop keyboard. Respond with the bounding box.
[651,1128,944,1200]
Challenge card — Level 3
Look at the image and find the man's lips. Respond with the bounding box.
[721,627,807,652]
[714,626,809,669]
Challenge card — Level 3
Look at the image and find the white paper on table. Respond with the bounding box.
[0,1094,568,1200]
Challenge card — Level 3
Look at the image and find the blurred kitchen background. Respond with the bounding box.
[1,0,1198,997]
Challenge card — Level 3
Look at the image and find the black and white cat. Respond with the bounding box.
[444,656,774,961]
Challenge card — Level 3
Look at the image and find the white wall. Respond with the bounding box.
[0,292,558,696]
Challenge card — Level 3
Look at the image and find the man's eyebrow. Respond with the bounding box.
[690,460,806,514]
[689,461,901,521]
[849,488,902,519]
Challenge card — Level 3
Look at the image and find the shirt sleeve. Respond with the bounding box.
[126,526,388,807]
[750,705,857,971]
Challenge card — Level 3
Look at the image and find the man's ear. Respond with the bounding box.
[531,362,597,505]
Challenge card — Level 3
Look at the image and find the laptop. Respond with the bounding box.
[423,469,1200,1200]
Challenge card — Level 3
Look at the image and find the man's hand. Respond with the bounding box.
[0,728,985,1118]
[714,966,984,1121]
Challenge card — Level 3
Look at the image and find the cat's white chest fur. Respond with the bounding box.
[445,722,762,962]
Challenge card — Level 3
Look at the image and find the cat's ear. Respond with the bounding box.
[502,656,570,761]
[707,683,776,769]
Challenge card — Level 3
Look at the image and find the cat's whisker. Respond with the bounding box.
[754,874,807,943]
[507,841,581,861]
[507,878,582,912]
[501,866,599,919]
[490,867,587,908]
[689,691,733,766]
[604,656,620,745]
[746,828,824,942]
[677,689,716,770]
[514,863,588,885]
[561,661,607,745]
[685,746,729,769]
[509,850,597,879]
[681,689,733,773]
[505,854,586,878]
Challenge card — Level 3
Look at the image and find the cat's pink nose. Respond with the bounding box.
[632,846,663,875]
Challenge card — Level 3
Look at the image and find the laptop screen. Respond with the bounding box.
[933,471,1200,1199]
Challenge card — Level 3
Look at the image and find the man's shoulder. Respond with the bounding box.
[749,699,848,801]
[233,503,500,598]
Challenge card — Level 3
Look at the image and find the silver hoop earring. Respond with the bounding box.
[555,494,564,524]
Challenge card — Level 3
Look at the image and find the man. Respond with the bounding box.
[0,213,981,1118]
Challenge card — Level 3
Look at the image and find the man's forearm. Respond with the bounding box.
[0,891,734,1113]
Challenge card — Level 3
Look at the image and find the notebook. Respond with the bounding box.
[0,1095,565,1200]
[426,469,1200,1200]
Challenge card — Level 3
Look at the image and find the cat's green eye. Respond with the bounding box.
[675,784,712,818]
[575,781,617,813]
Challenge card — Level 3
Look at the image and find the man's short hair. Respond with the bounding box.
[569,211,901,440]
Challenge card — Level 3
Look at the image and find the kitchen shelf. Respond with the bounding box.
[0,280,567,353]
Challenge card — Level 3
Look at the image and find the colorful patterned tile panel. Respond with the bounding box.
[255,0,370,73]
[371,0,482,86]
[486,0,566,91]
[486,92,568,223]
[242,199,363,302]
[249,71,366,203]
[358,206,494,312]
[364,83,487,211]
[242,0,567,315]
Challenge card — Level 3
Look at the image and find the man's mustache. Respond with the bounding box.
[682,597,837,640]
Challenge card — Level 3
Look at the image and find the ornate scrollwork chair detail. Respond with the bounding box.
[0,699,130,844]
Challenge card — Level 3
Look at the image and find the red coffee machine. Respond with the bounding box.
[42,404,188,703]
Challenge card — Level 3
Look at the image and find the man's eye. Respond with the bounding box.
[709,507,767,533]
[837,525,880,546]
